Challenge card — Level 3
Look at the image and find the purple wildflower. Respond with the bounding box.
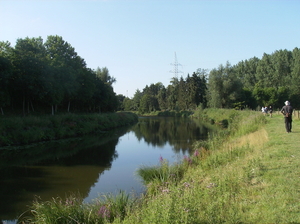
[193,149,199,157]
[183,182,190,188]
[184,155,192,165]
[65,198,74,206]
[159,155,164,163]
[98,205,111,219]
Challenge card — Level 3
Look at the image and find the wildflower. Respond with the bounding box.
[183,182,190,188]
[159,155,164,163]
[98,205,111,219]
[65,198,74,206]
[184,155,192,165]
[193,149,199,157]
[162,188,170,193]
[183,208,190,212]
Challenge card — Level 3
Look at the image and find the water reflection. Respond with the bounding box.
[0,129,126,221]
[0,117,215,222]
[132,117,211,153]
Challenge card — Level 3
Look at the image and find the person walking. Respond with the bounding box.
[269,106,273,117]
[261,106,267,115]
[280,101,293,133]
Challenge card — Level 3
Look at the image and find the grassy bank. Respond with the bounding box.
[22,109,300,223]
[0,112,138,147]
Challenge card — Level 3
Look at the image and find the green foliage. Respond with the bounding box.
[95,66,116,86]
[2,34,300,114]
[0,35,119,115]
[121,47,300,112]
[0,112,138,146]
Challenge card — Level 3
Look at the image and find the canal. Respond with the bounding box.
[0,116,216,223]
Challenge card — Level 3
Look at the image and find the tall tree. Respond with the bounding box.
[290,47,300,106]
[272,49,292,88]
[234,57,259,91]
[139,94,151,113]
[208,62,242,108]
[177,76,189,110]
[256,53,275,88]
[207,67,223,108]
[95,67,116,86]
[74,68,96,111]
[12,37,48,114]
[0,41,13,115]
[166,84,178,110]
[187,70,208,109]
[132,89,143,111]
[45,35,85,114]
[157,86,167,110]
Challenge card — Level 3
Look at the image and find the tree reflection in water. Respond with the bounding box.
[132,117,213,154]
[0,117,216,222]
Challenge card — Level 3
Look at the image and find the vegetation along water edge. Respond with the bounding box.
[0,112,138,147]
[19,108,300,223]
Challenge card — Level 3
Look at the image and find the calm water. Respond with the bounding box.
[0,117,215,223]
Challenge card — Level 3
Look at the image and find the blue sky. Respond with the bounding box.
[1,0,299,98]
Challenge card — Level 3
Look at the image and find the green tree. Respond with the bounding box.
[45,35,85,114]
[256,53,275,88]
[234,57,259,91]
[290,47,300,106]
[252,85,278,107]
[12,37,49,114]
[123,97,133,111]
[0,41,13,115]
[132,89,143,111]
[139,94,151,113]
[74,68,96,111]
[186,70,208,109]
[208,62,242,108]
[272,49,292,88]
[166,84,178,110]
[177,76,188,110]
[95,67,116,86]
[207,67,223,108]
[157,86,167,110]
[117,94,126,111]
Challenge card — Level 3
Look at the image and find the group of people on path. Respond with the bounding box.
[262,101,294,133]
[261,105,273,117]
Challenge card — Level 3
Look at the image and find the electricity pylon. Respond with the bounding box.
[169,52,183,79]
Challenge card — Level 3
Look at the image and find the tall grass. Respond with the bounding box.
[21,191,136,224]
[137,157,185,195]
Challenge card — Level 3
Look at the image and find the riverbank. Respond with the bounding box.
[0,112,138,147]
[22,109,300,223]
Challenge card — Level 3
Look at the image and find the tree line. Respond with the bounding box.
[0,35,118,115]
[120,48,300,112]
[1,35,299,115]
